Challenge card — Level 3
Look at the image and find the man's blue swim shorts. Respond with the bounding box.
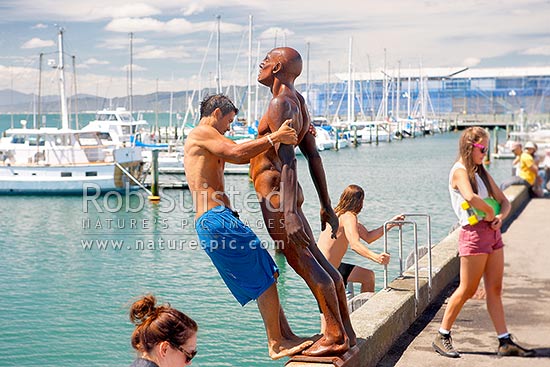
[195,206,278,306]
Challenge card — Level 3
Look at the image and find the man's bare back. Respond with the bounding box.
[184,106,297,219]
[184,124,233,217]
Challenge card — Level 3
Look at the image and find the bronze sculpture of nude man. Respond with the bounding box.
[250,47,356,357]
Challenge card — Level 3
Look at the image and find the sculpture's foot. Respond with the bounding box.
[301,334,350,357]
[269,338,314,360]
[346,329,357,347]
[285,333,321,347]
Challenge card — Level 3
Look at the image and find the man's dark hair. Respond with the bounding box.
[200,94,238,118]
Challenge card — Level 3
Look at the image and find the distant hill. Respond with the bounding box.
[0,86,280,115]
[0,89,37,107]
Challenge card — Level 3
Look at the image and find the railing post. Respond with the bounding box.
[402,213,432,300]
[148,150,161,202]
[384,215,433,316]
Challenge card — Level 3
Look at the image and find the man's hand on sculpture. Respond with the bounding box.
[274,119,298,145]
[321,207,339,239]
[285,212,311,247]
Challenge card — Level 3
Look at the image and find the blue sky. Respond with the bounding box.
[0,0,549,98]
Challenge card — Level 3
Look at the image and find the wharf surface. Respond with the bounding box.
[287,186,550,367]
[143,174,188,189]
[450,120,514,130]
[143,163,250,191]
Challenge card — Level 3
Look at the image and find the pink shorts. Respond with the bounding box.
[458,221,504,257]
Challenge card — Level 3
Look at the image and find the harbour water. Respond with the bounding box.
[0,115,513,367]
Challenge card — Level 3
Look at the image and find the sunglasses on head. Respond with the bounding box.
[472,142,488,154]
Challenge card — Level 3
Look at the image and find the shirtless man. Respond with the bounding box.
[318,184,403,293]
[183,94,312,359]
[250,47,355,357]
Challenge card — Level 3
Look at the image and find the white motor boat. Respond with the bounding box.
[0,29,145,194]
[0,126,144,194]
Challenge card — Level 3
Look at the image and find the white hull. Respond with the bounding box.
[357,127,392,142]
[0,164,133,194]
[141,150,183,169]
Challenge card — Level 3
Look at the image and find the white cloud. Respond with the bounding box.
[97,37,147,50]
[21,38,55,49]
[105,17,164,33]
[31,23,48,29]
[2,1,162,22]
[0,64,39,93]
[182,3,205,16]
[134,46,190,60]
[522,46,550,56]
[121,64,147,72]
[83,58,110,66]
[105,17,245,34]
[463,57,481,67]
[259,27,294,41]
[102,4,161,18]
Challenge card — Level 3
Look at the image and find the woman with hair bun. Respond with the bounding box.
[129,295,198,367]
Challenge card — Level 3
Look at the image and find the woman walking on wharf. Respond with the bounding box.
[433,127,536,358]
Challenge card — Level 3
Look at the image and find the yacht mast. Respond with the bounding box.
[169,74,174,130]
[247,15,253,126]
[407,65,411,118]
[306,41,310,108]
[396,61,401,119]
[37,53,43,129]
[57,28,69,130]
[383,48,388,120]
[216,15,222,94]
[347,37,353,123]
[72,55,79,129]
[254,40,261,124]
[129,32,134,118]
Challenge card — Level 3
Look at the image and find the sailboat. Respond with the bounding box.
[80,33,184,174]
[0,28,145,194]
[332,39,391,143]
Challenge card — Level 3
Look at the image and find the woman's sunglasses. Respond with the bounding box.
[176,345,197,363]
[472,143,488,154]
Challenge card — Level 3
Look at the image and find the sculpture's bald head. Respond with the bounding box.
[258,47,303,86]
[269,47,302,78]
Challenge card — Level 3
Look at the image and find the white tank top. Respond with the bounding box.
[449,161,489,226]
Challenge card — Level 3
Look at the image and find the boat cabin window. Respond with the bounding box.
[85,171,98,176]
[28,135,45,146]
[98,132,113,141]
[121,126,131,135]
[118,113,131,122]
[108,114,118,121]
[10,135,26,144]
[77,133,101,146]
[61,172,72,177]
[53,135,71,146]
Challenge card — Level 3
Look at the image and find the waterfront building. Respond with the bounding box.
[304,66,550,123]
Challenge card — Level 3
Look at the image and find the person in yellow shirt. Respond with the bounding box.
[518,141,543,197]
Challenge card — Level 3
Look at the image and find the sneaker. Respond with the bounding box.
[432,332,460,358]
[497,335,536,357]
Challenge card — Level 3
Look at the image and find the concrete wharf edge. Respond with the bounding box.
[286,185,530,367]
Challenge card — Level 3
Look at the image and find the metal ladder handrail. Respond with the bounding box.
[401,213,433,300]
[383,221,418,311]
[383,214,432,316]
